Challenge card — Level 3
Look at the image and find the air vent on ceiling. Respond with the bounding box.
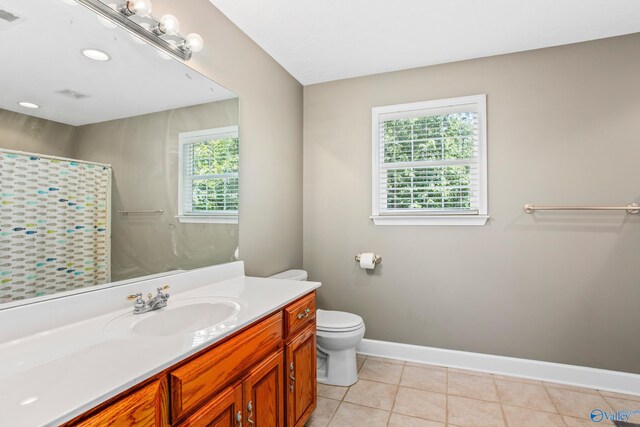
[0,8,25,31]
[57,89,92,100]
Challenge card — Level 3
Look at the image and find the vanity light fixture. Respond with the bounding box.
[82,48,111,61]
[73,0,203,61]
[18,101,39,109]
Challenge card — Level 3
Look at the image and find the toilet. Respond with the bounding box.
[269,269,365,386]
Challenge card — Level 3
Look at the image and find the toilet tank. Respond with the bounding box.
[269,269,308,281]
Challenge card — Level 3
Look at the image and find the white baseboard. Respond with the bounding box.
[356,339,640,396]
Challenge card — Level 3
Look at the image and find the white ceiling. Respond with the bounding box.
[0,0,236,126]
[209,0,640,85]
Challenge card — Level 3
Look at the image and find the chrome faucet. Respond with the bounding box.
[127,285,170,314]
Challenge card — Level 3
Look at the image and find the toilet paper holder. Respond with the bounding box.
[354,254,382,264]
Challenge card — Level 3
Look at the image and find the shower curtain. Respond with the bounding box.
[0,149,111,303]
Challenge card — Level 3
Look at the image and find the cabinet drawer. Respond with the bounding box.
[284,292,316,337]
[70,378,168,427]
[170,312,283,422]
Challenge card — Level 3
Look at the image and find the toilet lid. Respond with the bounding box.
[316,309,364,332]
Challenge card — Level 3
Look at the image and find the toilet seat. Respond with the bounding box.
[316,309,364,332]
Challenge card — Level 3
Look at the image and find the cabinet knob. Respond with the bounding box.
[235,411,242,426]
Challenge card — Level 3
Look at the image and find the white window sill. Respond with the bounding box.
[370,215,489,226]
[176,215,238,224]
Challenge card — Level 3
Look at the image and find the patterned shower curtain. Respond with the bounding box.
[0,149,111,303]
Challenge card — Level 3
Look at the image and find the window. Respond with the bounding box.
[371,95,488,225]
[178,126,239,224]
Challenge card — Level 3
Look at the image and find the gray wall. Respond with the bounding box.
[75,100,239,282]
[152,0,304,277]
[0,108,76,157]
[303,33,640,373]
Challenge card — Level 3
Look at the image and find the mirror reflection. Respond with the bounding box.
[0,0,239,305]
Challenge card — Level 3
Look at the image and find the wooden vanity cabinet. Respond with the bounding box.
[285,324,316,427]
[65,291,316,427]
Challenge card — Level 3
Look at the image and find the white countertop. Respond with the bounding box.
[0,263,320,426]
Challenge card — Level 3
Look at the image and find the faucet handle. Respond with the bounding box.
[156,285,170,301]
[127,292,142,301]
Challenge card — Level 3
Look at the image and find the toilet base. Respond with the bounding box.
[316,345,359,386]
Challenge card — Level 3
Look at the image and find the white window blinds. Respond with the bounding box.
[371,95,487,225]
[179,126,239,219]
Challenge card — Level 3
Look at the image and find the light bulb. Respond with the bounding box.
[158,14,180,35]
[121,0,152,16]
[183,33,203,53]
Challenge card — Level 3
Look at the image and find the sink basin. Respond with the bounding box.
[104,296,245,338]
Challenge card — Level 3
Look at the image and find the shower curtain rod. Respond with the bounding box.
[0,148,112,168]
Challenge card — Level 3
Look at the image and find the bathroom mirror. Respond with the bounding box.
[0,0,239,307]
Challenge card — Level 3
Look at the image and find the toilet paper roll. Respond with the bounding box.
[359,253,376,269]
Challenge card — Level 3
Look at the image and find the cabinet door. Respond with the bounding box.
[243,349,285,427]
[285,324,316,427]
[177,381,243,427]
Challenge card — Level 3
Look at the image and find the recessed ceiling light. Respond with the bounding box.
[18,101,39,109]
[82,48,110,62]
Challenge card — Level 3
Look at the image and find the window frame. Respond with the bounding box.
[177,125,239,224]
[371,95,488,226]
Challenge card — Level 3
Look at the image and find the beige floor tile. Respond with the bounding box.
[357,359,404,384]
[543,382,599,395]
[600,390,640,402]
[392,387,446,422]
[546,387,612,419]
[447,368,493,378]
[602,396,640,423]
[447,395,505,427]
[563,415,614,426]
[491,374,543,386]
[367,356,404,365]
[404,361,446,370]
[366,356,405,365]
[317,383,348,401]
[305,397,340,427]
[495,380,556,412]
[387,413,445,427]
[502,405,564,427]
[400,365,446,394]
[328,402,389,427]
[448,372,499,402]
[342,379,397,410]
[355,354,366,371]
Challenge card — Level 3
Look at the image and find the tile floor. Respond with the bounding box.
[305,355,640,427]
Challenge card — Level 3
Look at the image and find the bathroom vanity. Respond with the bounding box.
[0,262,320,426]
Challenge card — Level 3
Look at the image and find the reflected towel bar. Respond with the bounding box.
[523,203,640,214]
[118,209,164,216]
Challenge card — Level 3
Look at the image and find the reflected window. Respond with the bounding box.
[178,126,239,223]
